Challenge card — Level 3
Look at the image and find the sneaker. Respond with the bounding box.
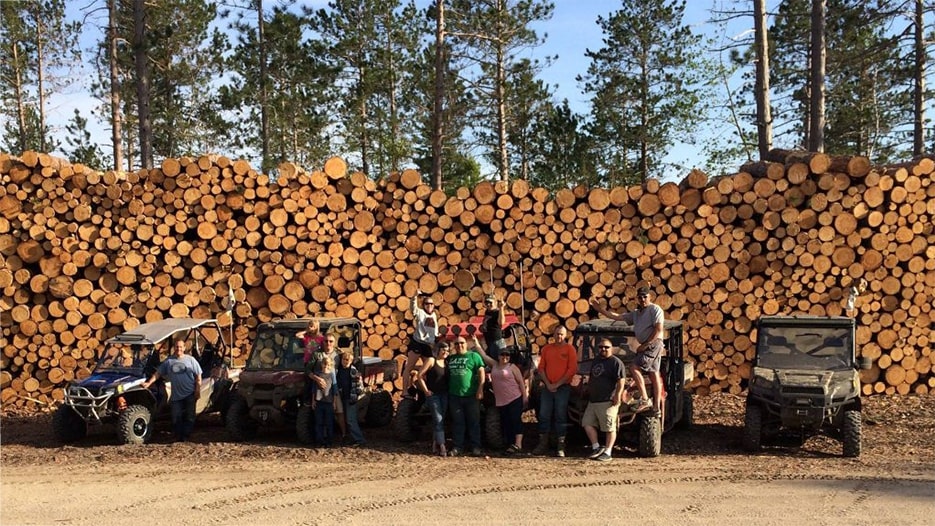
[438,445,447,457]
[505,444,521,455]
[448,448,461,457]
[471,448,483,457]
[588,447,605,460]
[593,451,612,462]
[630,398,653,412]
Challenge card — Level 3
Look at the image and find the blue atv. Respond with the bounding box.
[52,318,240,445]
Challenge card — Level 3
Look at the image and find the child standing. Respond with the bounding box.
[337,352,366,446]
[312,355,338,446]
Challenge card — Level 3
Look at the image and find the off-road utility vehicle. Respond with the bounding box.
[743,315,870,457]
[393,315,534,448]
[553,319,693,457]
[53,318,240,445]
[226,317,397,444]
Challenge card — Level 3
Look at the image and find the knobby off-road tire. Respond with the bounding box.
[393,397,420,442]
[52,405,87,443]
[484,406,504,450]
[365,390,393,427]
[743,404,763,452]
[842,409,861,458]
[638,413,662,457]
[117,405,152,445]
[225,395,257,442]
[676,392,694,431]
[296,405,315,445]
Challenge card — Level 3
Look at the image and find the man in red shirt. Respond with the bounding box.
[532,325,578,457]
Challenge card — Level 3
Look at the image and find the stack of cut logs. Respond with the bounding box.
[1,149,932,412]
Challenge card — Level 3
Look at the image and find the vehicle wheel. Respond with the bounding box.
[365,390,393,427]
[676,392,694,431]
[296,405,315,445]
[842,409,861,458]
[52,405,87,443]
[117,405,152,445]
[484,406,504,450]
[742,404,763,452]
[638,413,662,457]
[393,396,420,442]
[225,395,257,441]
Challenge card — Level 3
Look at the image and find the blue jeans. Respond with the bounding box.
[315,402,335,446]
[169,394,197,441]
[426,393,448,446]
[344,399,365,445]
[449,394,480,450]
[537,384,571,438]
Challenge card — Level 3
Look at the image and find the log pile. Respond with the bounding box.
[1,149,932,411]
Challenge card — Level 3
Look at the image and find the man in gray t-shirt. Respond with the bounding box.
[589,286,665,413]
[142,339,203,441]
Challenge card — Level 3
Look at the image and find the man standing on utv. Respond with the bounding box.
[142,339,203,441]
[590,285,665,413]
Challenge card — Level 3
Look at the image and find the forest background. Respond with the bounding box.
[2,0,934,192]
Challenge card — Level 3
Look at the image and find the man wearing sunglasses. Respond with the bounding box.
[589,286,664,413]
[581,338,625,461]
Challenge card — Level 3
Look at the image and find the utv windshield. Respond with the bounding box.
[96,343,156,372]
[756,325,853,370]
[574,334,641,363]
[248,329,305,369]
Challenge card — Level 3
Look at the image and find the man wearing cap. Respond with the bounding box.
[446,337,486,456]
[589,286,664,413]
[582,338,625,461]
[403,290,438,395]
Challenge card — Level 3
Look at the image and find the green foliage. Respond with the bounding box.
[0,0,80,154]
[526,99,596,192]
[768,0,923,161]
[64,109,107,167]
[309,0,427,177]
[218,3,338,171]
[447,0,556,181]
[581,0,703,184]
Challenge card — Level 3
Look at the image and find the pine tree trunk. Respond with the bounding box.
[754,0,773,158]
[108,0,123,171]
[431,0,445,190]
[133,0,153,169]
[913,0,926,155]
[808,0,825,152]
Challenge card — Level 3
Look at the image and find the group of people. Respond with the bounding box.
[402,285,666,461]
[141,283,665,458]
[296,320,366,447]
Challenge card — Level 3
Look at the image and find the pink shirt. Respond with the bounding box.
[490,363,523,407]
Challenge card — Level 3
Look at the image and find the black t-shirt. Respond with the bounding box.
[483,309,502,346]
[588,355,625,402]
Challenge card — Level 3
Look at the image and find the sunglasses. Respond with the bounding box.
[598,345,612,350]
[637,294,648,298]
[454,341,467,345]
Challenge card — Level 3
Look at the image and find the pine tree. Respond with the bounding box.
[581,0,703,184]
[447,0,555,181]
[0,0,80,154]
[64,109,107,167]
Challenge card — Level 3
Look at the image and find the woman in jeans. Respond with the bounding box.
[417,341,450,456]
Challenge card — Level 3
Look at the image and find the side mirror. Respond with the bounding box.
[858,356,872,370]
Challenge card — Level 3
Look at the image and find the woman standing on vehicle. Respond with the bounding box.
[416,341,450,456]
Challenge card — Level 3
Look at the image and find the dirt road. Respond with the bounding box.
[2,393,933,525]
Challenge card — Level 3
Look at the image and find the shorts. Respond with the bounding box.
[407,339,434,358]
[582,401,619,432]
[634,340,664,373]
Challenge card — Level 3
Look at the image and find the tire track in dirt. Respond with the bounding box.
[212,469,930,525]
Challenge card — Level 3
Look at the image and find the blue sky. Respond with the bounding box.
[49,0,764,180]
